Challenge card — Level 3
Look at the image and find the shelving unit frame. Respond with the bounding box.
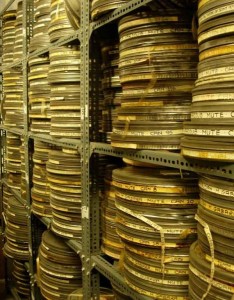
[0,0,234,299]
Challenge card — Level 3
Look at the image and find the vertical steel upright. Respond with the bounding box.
[22,0,35,299]
[89,36,103,299]
[80,0,92,299]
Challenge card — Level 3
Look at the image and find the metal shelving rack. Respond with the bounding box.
[1,0,234,299]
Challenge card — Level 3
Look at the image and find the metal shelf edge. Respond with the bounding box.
[0,59,23,72]
[0,125,24,136]
[39,216,51,228]
[91,142,234,179]
[0,31,80,69]
[0,0,17,16]
[28,46,49,58]
[92,255,151,300]
[66,239,82,254]
[51,30,80,48]
[2,179,26,207]
[28,132,81,149]
[37,216,82,253]
[91,0,153,31]
[28,30,80,59]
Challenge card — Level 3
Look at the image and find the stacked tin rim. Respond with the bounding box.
[2,9,24,128]
[101,164,124,260]
[3,196,29,261]
[38,230,82,299]
[12,260,30,297]
[49,45,81,138]
[31,141,53,217]
[49,0,74,42]
[100,42,122,142]
[29,0,51,52]
[189,175,234,299]
[13,1,23,61]
[2,10,16,66]
[91,0,130,20]
[113,165,199,299]
[3,186,13,212]
[111,9,198,150]
[46,148,82,238]
[28,56,51,133]
[2,68,24,128]
[64,0,80,30]
[5,134,22,190]
[182,0,234,161]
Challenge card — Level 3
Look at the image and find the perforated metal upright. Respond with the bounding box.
[22,0,36,298]
[80,0,93,298]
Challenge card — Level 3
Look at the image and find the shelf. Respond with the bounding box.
[92,255,151,300]
[28,45,50,58]
[0,30,81,71]
[28,132,81,150]
[91,142,234,179]
[0,0,17,16]
[66,239,82,255]
[2,179,27,208]
[36,216,82,254]
[51,29,80,48]
[0,59,22,72]
[91,0,153,31]
[28,29,80,59]
[0,125,24,136]
[38,216,51,228]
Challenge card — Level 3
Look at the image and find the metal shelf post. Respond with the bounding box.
[22,0,35,299]
[80,0,92,299]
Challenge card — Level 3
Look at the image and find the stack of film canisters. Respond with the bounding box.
[91,0,130,20]
[3,185,13,212]
[101,42,122,142]
[5,134,22,190]
[38,230,82,299]
[101,164,124,260]
[49,0,74,42]
[12,260,30,297]
[111,9,198,150]
[113,165,199,299]
[182,0,234,161]
[3,196,29,261]
[49,45,81,139]
[2,68,24,128]
[188,174,234,300]
[46,148,82,239]
[29,0,51,52]
[2,8,24,128]
[13,1,23,61]
[2,10,16,66]
[31,141,53,217]
[28,56,51,133]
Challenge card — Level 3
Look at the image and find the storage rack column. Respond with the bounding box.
[22,0,35,298]
[80,0,93,297]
